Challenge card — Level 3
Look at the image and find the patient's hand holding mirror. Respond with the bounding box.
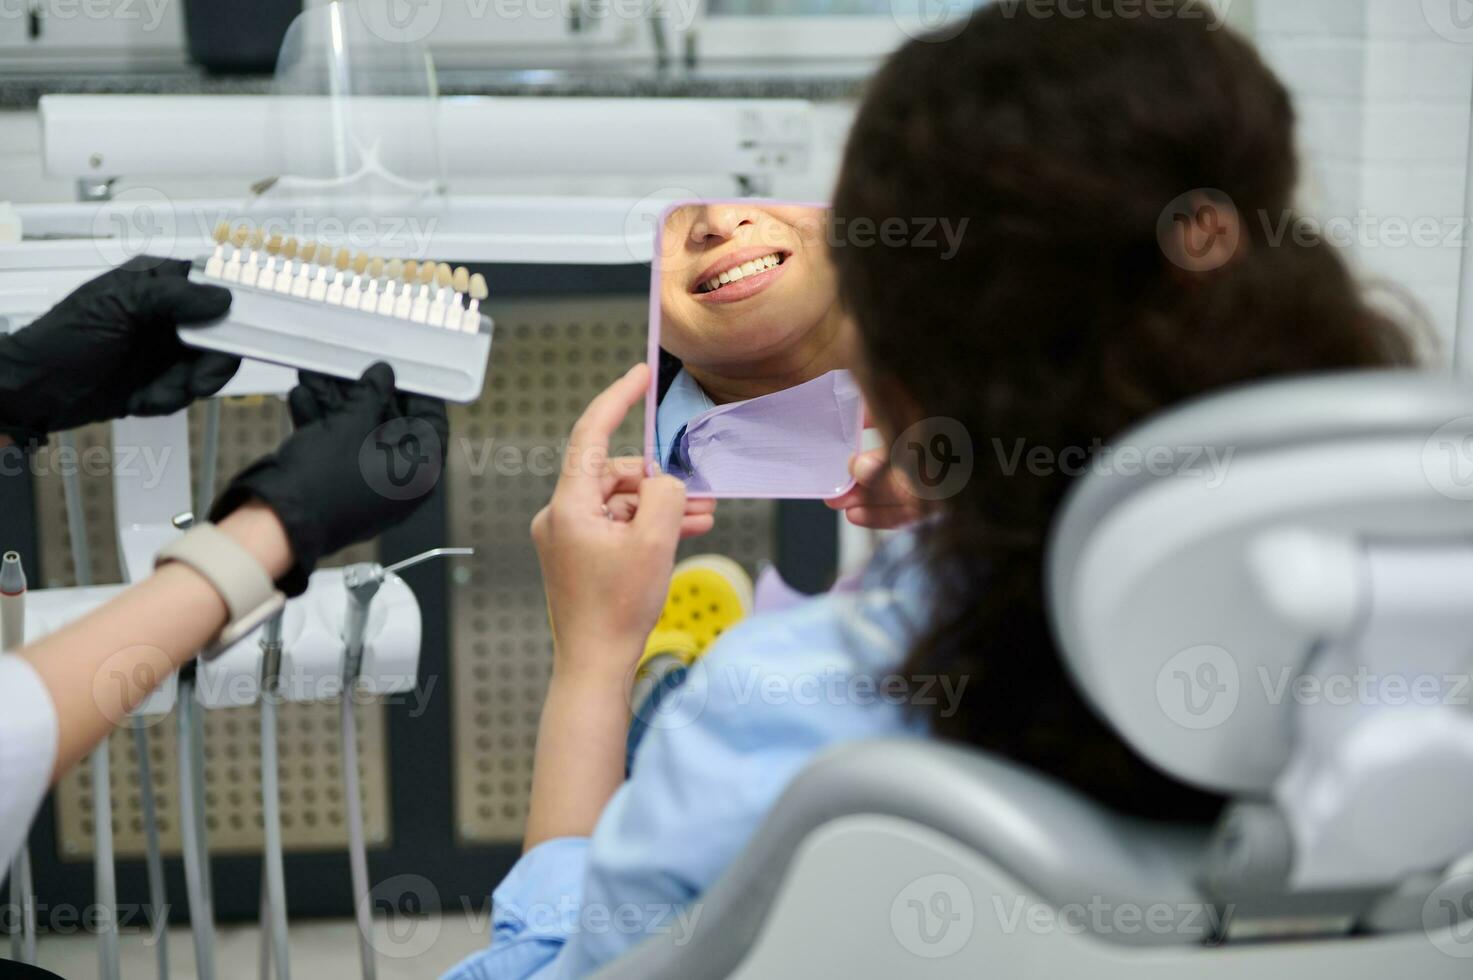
[645,202,862,498]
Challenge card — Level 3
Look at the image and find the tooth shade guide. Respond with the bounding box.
[377,259,402,315]
[221,225,248,282]
[239,229,266,287]
[257,233,283,290]
[426,263,453,327]
[291,244,315,297]
[410,277,433,324]
[342,253,368,308]
[462,272,488,332]
[309,245,332,302]
[275,238,300,293]
[406,260,434,322]
[326,248,351,304]
[206,221,230,277]
[198,231,491,341]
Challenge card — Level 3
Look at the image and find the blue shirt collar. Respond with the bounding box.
[655,367,717,472]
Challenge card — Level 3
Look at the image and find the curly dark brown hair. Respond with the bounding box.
[831,0,1416,820]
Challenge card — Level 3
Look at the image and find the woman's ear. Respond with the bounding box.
[1159,190,1243,275]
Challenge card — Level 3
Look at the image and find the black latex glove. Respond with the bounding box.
[0,257,238,446]
[209,363,449,596]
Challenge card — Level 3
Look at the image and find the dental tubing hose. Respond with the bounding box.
[58,431,121,980]
[258,611,292,980]
[338,547,472,980]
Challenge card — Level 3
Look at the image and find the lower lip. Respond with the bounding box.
[692,260,787,304]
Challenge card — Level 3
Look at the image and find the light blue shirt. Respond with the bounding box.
[444,530,933,980]
[654,368,716,478]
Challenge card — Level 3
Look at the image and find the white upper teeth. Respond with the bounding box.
[700,253,782,293]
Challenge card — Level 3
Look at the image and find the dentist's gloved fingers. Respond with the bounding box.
[286,374,342,425]
[126,258,233,327]
[186,352,242,397]
[397,390,450,446]
[124,351,242,416]
[558,363,649,509]
[287,364,393,427]
[0,257,235,439]
[211,361,445,596]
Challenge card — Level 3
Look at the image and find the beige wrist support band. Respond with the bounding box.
[155,521,286,660]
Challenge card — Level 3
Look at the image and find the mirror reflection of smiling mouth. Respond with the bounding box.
[691,247,792,301]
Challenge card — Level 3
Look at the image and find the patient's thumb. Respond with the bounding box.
[634,475,687,538]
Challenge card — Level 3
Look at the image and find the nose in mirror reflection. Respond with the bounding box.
[649,202,863,498]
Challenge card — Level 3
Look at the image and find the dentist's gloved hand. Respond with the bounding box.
[209,363,448,596]
[0,257,238,447]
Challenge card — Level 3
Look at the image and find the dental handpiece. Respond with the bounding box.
[340,548,475,683]
[1,550,25,651]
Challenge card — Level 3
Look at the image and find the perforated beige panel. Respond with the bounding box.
[448,297,778,843]
[42,397,389,859]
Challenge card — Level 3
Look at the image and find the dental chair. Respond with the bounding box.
[595,371,1473,978]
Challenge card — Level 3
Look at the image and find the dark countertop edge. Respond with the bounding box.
[0,69,868,110]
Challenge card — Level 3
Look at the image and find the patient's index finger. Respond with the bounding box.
[562,364,650,500]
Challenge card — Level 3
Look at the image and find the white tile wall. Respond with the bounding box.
[1253,0,1472,360]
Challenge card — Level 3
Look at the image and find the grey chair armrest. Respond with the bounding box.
[594,738,1213,979]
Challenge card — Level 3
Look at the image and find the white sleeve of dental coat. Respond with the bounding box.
[0,653,59,877]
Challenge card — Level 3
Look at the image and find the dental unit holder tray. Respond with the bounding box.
[183,262,494,404]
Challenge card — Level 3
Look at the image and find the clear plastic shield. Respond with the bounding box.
[261,1,445,212]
